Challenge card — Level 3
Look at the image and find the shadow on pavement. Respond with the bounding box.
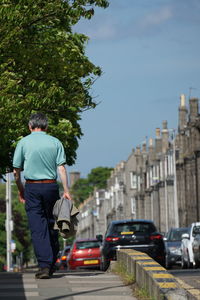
[0,272,26,300]
[45,283,131,300]
[53,270,104,278]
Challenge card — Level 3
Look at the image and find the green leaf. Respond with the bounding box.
[0,0,109,175]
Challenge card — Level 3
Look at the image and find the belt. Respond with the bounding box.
[26,179,56,184]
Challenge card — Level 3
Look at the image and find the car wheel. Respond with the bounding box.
[165,256,172,269]
[187,251,193,269]
[194,248,200,268]
[194,257,200,268]
[181,254,187,269]
[100,255,110,272]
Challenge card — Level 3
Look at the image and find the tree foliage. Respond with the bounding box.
[71,166,113,204]
[71,178,93,204]
[88,167,113,189]
[0,0,109,175]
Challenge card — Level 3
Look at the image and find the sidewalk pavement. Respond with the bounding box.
[0,269,138,300]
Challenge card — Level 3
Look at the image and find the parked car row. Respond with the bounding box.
[98,220,200,271]
[55,219,200,272]
[55,218,165,272]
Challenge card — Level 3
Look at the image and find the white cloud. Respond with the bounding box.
[138,6,173,30]
[75,2,200,42]
[74,15,118,41]
[85,23,117,40]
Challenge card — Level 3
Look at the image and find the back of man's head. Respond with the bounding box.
[29,113,48,130]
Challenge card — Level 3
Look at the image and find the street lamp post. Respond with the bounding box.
[6,172,13,272]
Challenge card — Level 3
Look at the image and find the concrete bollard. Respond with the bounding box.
[116,249,194,300]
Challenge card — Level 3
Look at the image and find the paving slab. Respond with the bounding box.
[0,269,138,300]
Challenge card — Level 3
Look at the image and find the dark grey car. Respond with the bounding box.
[164,227,188,269]
[98,219,165,271]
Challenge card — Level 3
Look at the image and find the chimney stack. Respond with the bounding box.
[189,97,199,123]
[162,120,169,153]
[135,146,141,155]
[155,128,162,153]
[179,94,187,131]
[142,141,147,153]
[156,128,160,138]
[149,138,153,148]
[148,138,155,161]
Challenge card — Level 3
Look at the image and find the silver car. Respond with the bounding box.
[164,227,188,269]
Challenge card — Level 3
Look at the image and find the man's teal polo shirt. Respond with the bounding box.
[13,131,66,180]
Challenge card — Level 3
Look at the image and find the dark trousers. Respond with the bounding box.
[25,183,60,269]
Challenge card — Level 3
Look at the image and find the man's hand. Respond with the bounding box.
[18,190,25,204]
[58,165,72,201]
[14,168,25,204]
[63,191,72,201]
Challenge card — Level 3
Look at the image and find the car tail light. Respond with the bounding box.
[150,234,163,240]
[106,237,120,242]
[56,258,60,263]
[157,255,164,259]
[61,256,67,261]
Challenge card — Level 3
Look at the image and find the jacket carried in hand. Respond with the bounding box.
[53,197,79,238]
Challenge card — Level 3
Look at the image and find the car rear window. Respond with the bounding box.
[109,222,156,235]
[64,248,71,255]
[192,226,200,236]
[76,241,101,250]
[168,228,188,241]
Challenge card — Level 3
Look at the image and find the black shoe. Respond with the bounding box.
[49,266,57,276]
[35,267,50,279]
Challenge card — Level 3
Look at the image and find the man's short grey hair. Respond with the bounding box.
[29,113,48,130]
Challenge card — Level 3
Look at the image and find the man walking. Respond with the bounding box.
[13,113,71,279]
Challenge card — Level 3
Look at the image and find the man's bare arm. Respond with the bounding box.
[57,165,71,200]
[13,168,25,203]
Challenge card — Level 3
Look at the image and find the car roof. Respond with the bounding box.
[193,222,200,226]
[169,227,188,231]
[75,238,98,242]
[110,219,154,225]
[64,245,71,249]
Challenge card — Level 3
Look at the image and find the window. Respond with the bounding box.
[138,175,141,191]
[146,171,150,188]
[169,228,188,241]
[110,222,156,235]
[160,161,163,180]
[131,197,136,217]
[130,172,137,189]
[76,241,101,249]
[193,226,200,236]
[150,167,153,186]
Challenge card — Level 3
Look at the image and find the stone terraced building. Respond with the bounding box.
[77,95,200,238]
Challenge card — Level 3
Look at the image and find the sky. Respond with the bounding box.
[68,0,200,178]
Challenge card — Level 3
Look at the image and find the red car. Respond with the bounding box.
[67,238,101,270]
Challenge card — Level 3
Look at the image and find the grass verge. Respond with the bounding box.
[112,261,135,284]
[112,261,156,300]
